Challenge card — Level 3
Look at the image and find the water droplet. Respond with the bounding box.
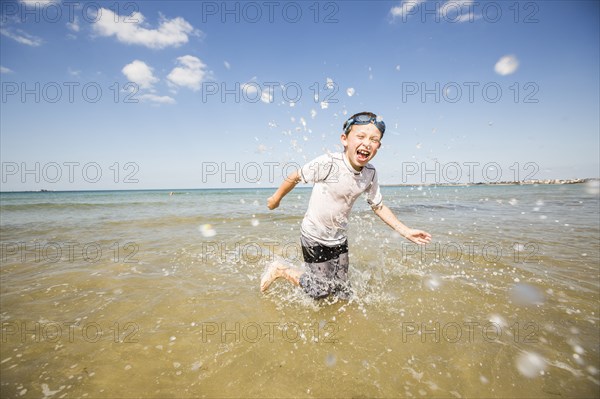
[251,219,259,227]
[191,361,203,371]
[584,180,599,195]
[516,351,546,378]
[199,224,216,238]
[510,283,544,305]
[425,274,441,290]
[489,314,507,328]
[346,87,355,97]
[326,78,335,89]
[325,353,336,367]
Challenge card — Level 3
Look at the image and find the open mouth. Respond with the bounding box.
[356,149,370,162]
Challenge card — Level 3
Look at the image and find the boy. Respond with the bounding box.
[260,112,431,299]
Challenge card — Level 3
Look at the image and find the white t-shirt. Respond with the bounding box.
[298,152,383,246]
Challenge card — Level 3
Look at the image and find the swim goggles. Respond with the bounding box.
[343,113,386,136]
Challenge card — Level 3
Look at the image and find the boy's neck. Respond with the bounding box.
[343,151,363,173]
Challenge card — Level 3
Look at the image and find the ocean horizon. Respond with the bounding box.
[2,178,598,194]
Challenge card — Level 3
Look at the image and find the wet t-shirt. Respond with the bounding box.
[298,152,383,246]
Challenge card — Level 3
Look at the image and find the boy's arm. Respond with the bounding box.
[373,204,432,245]
[267,170,301,210]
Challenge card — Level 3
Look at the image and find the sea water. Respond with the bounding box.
[1,184,598,397]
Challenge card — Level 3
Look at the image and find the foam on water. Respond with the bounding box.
[516,351,547,378]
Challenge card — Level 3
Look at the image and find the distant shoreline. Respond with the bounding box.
[1,178,598,193]
[381,178,598,188]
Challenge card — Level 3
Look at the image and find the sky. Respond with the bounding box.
[0,0,599,190]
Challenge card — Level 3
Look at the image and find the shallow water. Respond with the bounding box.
[1,184,598,398]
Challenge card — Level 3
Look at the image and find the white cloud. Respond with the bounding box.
[392,0,479,23]
[138,93,176,104]
[260,89,273,104]
[1,66,14,74]
[390,0,425,20]
[92,9,199,49]
[494,55,519,76]
[0,27,42,46]
[119,60,176,105]
[19,0,57,5]
[122,60,159,89]
[167,56,207,91]
[438,0,480,23]
[67,67,81,77]
[67,16,80,33]
[241,82,258,96]
[241,78,273,104]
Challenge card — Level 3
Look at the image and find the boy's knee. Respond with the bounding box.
[300,273,331,299]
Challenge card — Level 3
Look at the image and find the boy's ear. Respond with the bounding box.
[340,133,348,147]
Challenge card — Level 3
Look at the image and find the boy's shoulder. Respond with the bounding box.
[305,152,342,167]
[363,163,377,171]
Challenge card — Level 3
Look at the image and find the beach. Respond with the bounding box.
[1,183,599,398]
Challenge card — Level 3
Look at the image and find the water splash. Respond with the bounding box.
[325,353,337,367]
[584,180,599,195]
[199,224,216,238]
[425,274,442,290]
[510,283,544,306]
[516,351,547,378]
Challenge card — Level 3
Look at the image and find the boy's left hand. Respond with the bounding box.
[267,196,280,210]
[405,229,432,245]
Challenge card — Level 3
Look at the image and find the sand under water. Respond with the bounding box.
[1,184,598,397]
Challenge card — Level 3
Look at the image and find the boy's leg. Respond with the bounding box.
[331,252,353,300]
[299,261,334,299]
[260,236,350,299]
[260,261,303,292]
[298,236,349,299]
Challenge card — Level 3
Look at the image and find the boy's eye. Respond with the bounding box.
[370,138,380,143]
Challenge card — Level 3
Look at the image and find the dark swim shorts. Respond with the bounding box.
[299,235,352,300]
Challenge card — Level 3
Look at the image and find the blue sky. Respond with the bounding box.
[1,0,598,190]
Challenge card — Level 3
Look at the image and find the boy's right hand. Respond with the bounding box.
[267,196,280,210]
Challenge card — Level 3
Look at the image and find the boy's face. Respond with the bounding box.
[341,123,382,171]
